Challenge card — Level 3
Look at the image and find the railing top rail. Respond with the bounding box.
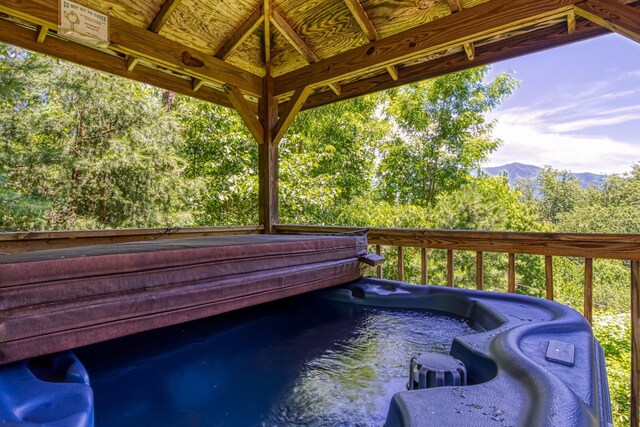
[275,224,640,261]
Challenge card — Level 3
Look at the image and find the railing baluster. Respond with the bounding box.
[397,246,404,282]
[447,249,454,287]
[631,260,639,427]
[545,256,554,301]
[508,253,516,293]
[375,245,382,279]
[476,251,483,290]
[584,258,593,324]
[421,248,428,285]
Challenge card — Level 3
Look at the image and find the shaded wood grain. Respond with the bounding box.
[447,249,454,287]
[274,225,640,261]
[376,244,382,278]
[148,0,181,32]
[576,0,640,43]
[0,226,263,253]
[508,253,516,293]
[301,18,607,110]
[274,0,577,95]
[215,4,263,60]
[398,246,404,281]
[0,0,263,95]
[258,74,279,232]
[0,19,239,109]
[476,251,483,290]
[421,247,428,285]
[545,256,554,301]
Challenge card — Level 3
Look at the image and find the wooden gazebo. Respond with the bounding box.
[1,0,639,233]
[1,0,640,424]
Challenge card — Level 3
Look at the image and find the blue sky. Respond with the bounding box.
[486,33,640,174]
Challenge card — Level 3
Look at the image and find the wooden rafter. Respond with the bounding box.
[343,0,398,80]
[299,17,608,111]
[270,7,342,95]
[0,0,262,96]
[445,0,475,60]
[567,10,577,33]
[35,25,47,43]
[0,17,238,109]
[272,86,312,144]
[192,78,205,92]
[148,0,181,33]
[576,0,640,43]
[274,0,579,96]
[126,57,139,71]
[446,0,463,13]
[214,5,264,60]
[225,85,264,143]
[264,0,271,68]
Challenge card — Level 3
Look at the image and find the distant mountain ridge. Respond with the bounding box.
[483,162,606,188]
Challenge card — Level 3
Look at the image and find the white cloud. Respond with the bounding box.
[487,121,640,174]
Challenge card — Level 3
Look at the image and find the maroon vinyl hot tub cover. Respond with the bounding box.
[0,233,368,364]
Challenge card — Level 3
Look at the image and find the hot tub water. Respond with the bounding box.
[75,297,475,426]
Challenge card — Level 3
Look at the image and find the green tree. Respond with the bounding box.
[378,67,517,206]
[0,44,200,230]
[177,98,258,225]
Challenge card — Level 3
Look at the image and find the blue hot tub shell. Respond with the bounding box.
[322,278,612,427]
[0,277,611,426]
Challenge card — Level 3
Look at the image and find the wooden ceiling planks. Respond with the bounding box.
[1,0,639,115]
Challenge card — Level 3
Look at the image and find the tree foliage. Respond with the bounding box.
[378,68,517,206]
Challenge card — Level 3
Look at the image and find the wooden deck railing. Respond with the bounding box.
[275,224,640,425]
[1,223,638,424]
[0,225,263,254]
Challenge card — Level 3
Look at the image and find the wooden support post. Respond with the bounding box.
[545,256,554,300]
[376,245,382,279]
[397,246,404,282]
[632,260,639,427]
[421,248,428,285]
[508,253,516,293]
[258,73,278,233]
[447,250,454,287]
[584,258,593,323]
[476,251,483,290]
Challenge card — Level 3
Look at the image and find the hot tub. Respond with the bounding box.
[0,277,611,426]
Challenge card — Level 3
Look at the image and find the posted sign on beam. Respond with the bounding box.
[59,0,109,48]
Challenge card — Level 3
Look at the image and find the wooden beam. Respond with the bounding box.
[192,78,204,92]
[264,0,271,68]
[343,0,379,41]
[0,18,239,109]
[301,17,608,110]
[567,10,577,33]
[258,74,279,232]
[271,7,319,62]
[148,0,181,33]
[224,85,264,144]
[274,0,578,95]
[272,86,312,145]
[386,64,399,81]
[329,82,342,95]
[447,0,463,13]
[342,0,399,81]
[214,5,264,60]
[576,0,640,43]
[127,56,139,72]
[0,0,262,96]
[35,25,47,43]
[463,42,475,60]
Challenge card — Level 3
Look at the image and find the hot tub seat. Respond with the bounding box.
[321,278,612,427]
